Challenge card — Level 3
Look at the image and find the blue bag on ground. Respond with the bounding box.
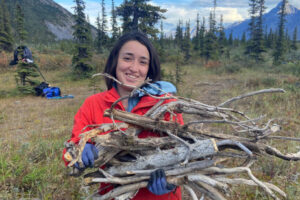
[43,87,61,98]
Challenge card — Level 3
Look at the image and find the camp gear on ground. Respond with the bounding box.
[9,46,34,66]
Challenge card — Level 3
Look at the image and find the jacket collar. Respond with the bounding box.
[103,87,161,112]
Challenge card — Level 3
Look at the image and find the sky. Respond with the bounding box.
[54,0,300,33]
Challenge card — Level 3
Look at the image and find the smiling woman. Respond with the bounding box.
[115,40,150,100]
[62,31,183,200]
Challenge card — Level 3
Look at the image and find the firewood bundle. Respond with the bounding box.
[64,74,300,200]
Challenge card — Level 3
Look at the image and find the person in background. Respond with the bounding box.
[63,31,183,200]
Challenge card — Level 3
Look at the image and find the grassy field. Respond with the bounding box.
[0,50,300,199]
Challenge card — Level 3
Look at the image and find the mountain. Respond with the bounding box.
[224,2,300,40]
[5,0,95,43]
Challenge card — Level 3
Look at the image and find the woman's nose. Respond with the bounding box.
[129,60,139,71]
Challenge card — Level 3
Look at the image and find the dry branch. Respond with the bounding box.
[64,82,299,200]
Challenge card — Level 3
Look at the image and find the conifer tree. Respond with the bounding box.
[0,0,14,52]
[241,32,246,45]
[193,13,200,51]
[218,14,226,56]
[95,14,102,52]
[175,20,183,50]
[291,27,297,50]
[101,0,108,46]
[182,20,191,61]
[117,0,131,33]
[245,0,257,56]
[266,28,275,48]
[199,17,205,57]
[15,58,41,94]
[155,20,165,59]
[15,3,27,44]
[228,32,233,46]
[204,12,218,62]
[86,14,93,47]
[116,0,166,37]
[111,0,118,44]
[274,0,288,64]
[253,0,266,61]
[159,20,164,49]
[72,0,93,78]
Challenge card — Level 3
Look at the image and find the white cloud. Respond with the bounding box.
[56,0,300,34]
[215,7,246,23]
[163,5,207,25]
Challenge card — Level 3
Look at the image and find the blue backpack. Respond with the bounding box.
[43,87,61,98]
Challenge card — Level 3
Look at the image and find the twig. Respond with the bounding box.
[218,88,285,107]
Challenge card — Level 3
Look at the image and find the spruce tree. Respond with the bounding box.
[15,3,27,44]
[101,0,108,47]
[228,32,233,46]
[253,0,266,61]
[204,12,218,62]
[245,0,258,56]
[175,20,183,50]
[117,0,132,34]
[72,0,93,78]
[116,0,166,37]
[266,28,275,48]
[218,15,226,56]
[241,32,246,45]
[15,59,41,94]
[291,27,298,50]
[0,0,14,52]
[95,14,102,52]
[274,0,288,64]
[111,0,118,44]
[199,17,205,57]
[159,20,164,49]
[182,20,191,61]
[193,13,200,51]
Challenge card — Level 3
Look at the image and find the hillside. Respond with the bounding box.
[5,0,95,43]
[225,2,300,40]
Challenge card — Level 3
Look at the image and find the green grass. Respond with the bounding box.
[1,49,300,199]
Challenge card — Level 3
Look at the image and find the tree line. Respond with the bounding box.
[0,0,298,79]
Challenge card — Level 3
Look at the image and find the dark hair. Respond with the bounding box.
[104,31,161,89]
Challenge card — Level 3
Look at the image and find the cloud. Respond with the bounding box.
[216,7,246,23]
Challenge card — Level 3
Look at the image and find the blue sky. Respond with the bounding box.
[54,0,300,33]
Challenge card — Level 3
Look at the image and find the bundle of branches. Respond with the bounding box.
[64,73,300,200]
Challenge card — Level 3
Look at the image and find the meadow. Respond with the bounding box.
[0,47,300,199]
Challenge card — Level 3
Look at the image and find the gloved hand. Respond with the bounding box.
[74,143,98,169]
[147,169,176,195]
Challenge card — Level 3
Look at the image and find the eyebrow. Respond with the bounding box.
[122,52,149,60]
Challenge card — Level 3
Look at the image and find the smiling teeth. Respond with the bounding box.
[127,74,137,79]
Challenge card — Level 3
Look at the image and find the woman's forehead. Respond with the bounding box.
[119,40,149,58]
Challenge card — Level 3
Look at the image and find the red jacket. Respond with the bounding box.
[65,87,183,200]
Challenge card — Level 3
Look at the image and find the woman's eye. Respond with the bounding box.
[140,60,148,65]
[123,57,131,61]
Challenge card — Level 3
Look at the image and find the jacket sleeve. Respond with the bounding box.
[62,98,94,165]
[71,99,94,144]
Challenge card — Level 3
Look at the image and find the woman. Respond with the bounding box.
[63,31,183,200]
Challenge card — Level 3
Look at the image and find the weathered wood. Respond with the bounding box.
[65,80,295,200]
[106,139,218,176]
[93,131,177,150]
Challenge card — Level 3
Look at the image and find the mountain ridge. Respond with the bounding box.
[224,2,300,40]
[5,0,95,43]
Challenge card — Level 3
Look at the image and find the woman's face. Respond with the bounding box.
[116,40,150,92]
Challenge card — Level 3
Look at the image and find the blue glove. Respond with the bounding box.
[147,169,176,195]
[74,143,98,169]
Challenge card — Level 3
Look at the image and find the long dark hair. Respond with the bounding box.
[104,31,161,89]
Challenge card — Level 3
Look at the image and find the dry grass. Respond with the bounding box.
[0,59,300,199]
